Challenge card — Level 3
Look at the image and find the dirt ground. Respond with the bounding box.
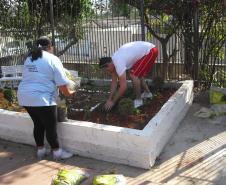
[1,91,226,185]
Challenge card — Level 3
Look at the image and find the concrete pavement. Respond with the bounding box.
[1,94,226,185]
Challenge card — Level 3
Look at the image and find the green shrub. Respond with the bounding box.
[152,76,164,91]
[118,98,134,116]
[3,89,17,103]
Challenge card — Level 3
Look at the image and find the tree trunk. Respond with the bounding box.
[161,40,170,80]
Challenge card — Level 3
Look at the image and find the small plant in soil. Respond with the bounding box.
[152,76,165,92]
[0,88,25,112]
[3,88,17,103]
[83,105,92,120]
[118,98,135,116]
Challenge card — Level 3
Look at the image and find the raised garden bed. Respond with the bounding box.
[0,80,193,169]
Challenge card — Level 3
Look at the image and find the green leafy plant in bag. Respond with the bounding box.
[209,70,226,104]
[57,68,81,122]
[93,174,126,185]
[51,168,89,185]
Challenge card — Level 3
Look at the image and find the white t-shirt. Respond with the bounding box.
[17,51,70,106]
[112,41,155,76]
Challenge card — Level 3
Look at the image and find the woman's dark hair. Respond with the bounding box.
[30,36,52,61]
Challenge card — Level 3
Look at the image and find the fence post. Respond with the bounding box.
[49,0,56,53]
[193,0,199,85]
[140,0,145,41]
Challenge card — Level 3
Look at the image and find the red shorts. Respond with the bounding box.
[130,47,158,77]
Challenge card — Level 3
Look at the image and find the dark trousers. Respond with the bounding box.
[24,106,59,149]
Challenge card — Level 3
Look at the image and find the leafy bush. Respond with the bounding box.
[3,89,17,103]
[152,76,165,91]
[118,98,134,116]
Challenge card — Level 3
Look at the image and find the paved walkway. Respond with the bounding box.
[0,102,226,185]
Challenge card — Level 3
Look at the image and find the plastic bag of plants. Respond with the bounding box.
[210,70,226,104]
[209,86,226,104]
[51,168,89,185]
[92,174,126,185]
[64,68,81,91]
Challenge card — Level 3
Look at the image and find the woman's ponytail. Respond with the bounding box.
[29,36,52,62]
[30,47,42,61]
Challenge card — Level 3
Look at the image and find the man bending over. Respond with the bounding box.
[99,41,158,111]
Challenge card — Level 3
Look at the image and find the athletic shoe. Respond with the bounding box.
[37,147,50,160]
[134,99,143,108]
[141,92,153,99]
[53,148,73,160]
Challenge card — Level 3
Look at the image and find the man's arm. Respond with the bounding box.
[105,72,127,111]
[112,72,127,103]
[108,71,118,100]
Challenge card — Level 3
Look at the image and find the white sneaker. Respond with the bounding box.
[37,147,50,160]
[53,148,73,160]
[134,99,143,108]
[141,92,153,99]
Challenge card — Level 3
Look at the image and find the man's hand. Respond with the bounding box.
[104,99,114,111]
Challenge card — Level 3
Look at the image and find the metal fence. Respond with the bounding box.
[0,0,225,86]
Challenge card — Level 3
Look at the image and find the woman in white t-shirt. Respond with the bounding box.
[99,41,158,111]
[17,36,74,160]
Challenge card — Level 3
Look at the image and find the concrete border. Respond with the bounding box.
[0,80,193,169]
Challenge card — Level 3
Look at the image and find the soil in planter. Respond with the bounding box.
[67,86,177,130]
[0,90,26,112]
[0,85,177,130]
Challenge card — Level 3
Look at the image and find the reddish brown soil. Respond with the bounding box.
[0,91,26,112]
[0,87,177,130]
[68,88,176,130]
